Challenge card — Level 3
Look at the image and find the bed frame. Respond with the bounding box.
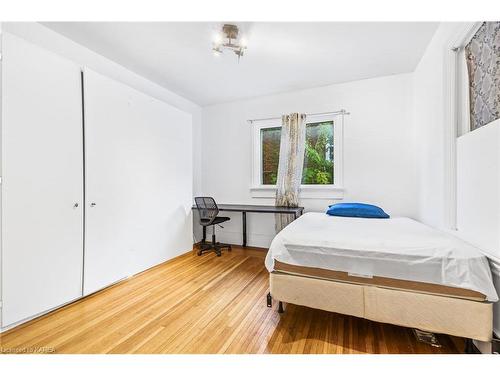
[267,272,493,349]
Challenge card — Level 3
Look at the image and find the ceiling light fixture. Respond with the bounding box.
[212,24,247,61]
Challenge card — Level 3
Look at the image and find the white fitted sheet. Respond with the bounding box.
[265,212,498,302]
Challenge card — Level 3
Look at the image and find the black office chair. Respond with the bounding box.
[194,197,232,257]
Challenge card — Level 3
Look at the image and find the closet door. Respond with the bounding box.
[1,34,84,327]
[83,69,192,295]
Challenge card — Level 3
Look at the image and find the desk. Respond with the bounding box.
[192,204,304,247]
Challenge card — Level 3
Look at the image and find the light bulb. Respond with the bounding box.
[213,32,223,45]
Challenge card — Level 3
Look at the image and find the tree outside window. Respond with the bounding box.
[261,121,334,185]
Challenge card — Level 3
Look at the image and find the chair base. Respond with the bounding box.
[197,225,232,257]
[197,241,232,257]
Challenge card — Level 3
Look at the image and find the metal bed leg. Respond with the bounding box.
[242,211,247,247]
[267,293,284,314]
[492,335,500,354]
[266,292,272,307]
[278,301,284,314]
[464,338,477,354]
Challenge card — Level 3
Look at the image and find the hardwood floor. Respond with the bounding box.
[0,247,465,354]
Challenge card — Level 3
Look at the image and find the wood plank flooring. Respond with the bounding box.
[0,247,465,354]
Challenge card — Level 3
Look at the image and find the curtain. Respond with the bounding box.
[275,113,307,232]
[465,22,500,131]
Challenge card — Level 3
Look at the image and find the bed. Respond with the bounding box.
[265,212,498,342]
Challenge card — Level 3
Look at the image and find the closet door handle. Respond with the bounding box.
[73,203,79,208]
[90,202,96,207]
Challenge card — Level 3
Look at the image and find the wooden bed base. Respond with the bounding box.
[269,272,493,343]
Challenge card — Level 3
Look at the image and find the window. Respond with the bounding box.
[465,22,500,131]
[261,126,281,185]
[251,113,343,198]
[261,121,334,185]
[453,22,500,136]
[445,22,497,229]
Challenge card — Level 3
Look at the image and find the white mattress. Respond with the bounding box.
[265,212,498,302]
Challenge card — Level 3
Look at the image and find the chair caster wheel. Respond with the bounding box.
[216,252,221,257]
[197,250,202,256]
[228,246,232,252]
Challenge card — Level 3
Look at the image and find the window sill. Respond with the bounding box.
[250,185,344,200]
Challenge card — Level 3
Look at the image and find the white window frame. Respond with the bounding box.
[452,22,483,137]
[443,22,482,230]
[250,113,344,199]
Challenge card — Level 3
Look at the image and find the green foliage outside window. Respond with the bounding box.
[261,127,281,185]
[261,121,333,185]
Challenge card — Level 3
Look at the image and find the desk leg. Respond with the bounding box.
[242,211,247,247]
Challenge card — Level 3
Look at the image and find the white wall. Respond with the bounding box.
[413,23,461,229]
[414,22,500,339]
[456,120,500,259]
[456,120,500,338]
[1,22,203,199]
[199,73,417,248]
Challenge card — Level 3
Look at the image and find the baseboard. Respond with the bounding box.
[194,229,274,249]
[193,242,268,252]
[0,294,88,334]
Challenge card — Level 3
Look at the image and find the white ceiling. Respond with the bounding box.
[42,22,438,106]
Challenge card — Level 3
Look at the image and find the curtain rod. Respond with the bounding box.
[247,109,350,124]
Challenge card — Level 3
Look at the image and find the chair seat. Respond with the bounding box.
[201,216,230,226]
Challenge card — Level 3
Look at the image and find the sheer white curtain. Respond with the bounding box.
[275,113,307,232]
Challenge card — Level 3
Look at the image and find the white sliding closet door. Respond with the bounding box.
[1,34,84,327]
[83,69,192,295]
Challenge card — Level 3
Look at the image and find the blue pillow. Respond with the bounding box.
[326,203,389,219]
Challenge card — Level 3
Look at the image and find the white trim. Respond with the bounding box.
[443,22,482,231]
[0,26,3,330]
[251,117,281,189]
[452,22,482,137]
[250,185,344,199]
[250,112,345,199]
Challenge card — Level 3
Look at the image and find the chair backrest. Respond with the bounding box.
[194,197,219,226]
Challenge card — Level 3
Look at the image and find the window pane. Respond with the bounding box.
[261,127,281,185]
[260,121,334,185]
[302,121,334,185]
[465,22,500,130]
